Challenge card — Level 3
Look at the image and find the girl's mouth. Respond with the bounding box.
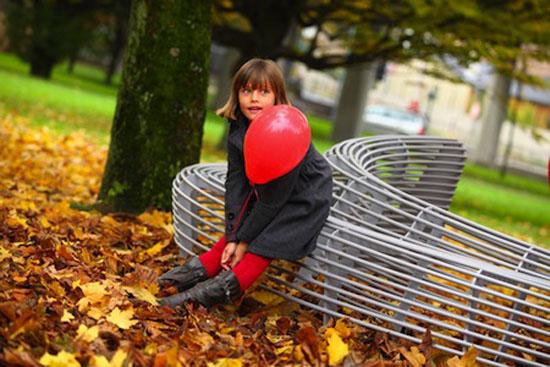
[248,107,262,115]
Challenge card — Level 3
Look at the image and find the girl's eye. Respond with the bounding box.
[241,88,251,94]
[261,89,271,95]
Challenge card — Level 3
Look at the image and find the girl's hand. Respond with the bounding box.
[221,242,237,270]
[221,241,248,270]
[230,242,248,269]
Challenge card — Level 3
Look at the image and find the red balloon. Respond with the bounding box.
[244,105,311,184]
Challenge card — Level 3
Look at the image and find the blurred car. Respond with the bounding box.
[362,105,427,135]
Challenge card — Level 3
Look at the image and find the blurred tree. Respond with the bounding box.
[4,0,101,78]
[103,0,131,85]
[211,0,550,142]
[98,0,212,213]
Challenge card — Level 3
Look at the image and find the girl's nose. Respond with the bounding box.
[251,90,260,100]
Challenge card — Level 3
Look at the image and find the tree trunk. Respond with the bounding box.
[67,52,77,75]
[211,47,241,151]
[29,44,57,79]
[98,0,212,213]
[472,72,511,167]
[105,2,130,85]
[331,63,375,142]
[210,47,240,110]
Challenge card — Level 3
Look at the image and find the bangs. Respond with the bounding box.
[236,65,273,91]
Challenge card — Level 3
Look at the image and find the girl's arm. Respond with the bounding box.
[235,165,300,244]
[224,127,251,243]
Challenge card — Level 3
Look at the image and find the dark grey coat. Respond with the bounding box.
[224,114,333,260]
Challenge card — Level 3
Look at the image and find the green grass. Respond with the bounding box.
[450,177,550,246]
[1,52,548,247]
[0,53,121,96]
[463,164,549,197]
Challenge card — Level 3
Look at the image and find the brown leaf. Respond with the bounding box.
[296,325,321,365]
[1,348,41,367]
[276,316,292,335]
[419,328,433,362]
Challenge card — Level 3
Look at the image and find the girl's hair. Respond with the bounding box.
[217,58,290,120]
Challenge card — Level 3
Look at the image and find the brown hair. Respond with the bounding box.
[216,58,290,120]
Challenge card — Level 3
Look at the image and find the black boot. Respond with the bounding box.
[158,257,209,292]
[159,270,242,308]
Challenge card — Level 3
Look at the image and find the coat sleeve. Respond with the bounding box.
[224,125,251,243]
[235,164,301,244]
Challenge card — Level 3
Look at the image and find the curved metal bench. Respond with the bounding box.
[171,137,550,367]
[325,136,550,280]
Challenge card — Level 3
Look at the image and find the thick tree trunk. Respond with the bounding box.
[98,0,212,213]
[331,63,375,142]
[472,72,511,167]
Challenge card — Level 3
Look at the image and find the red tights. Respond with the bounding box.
[198,236,271,291]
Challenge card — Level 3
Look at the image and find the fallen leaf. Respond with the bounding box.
[142,241,169,257]
[207,358,243,367]
[399,346,425,367]
[76,324,99,343]
[106,307,138,330]
[123,285,158,305]
[447,347,478,367]
[39,350,81,367]
[335,319,351,338]
[61,310,75,322]
[89,349,127,367]
[248,290,284,306]
[325,328,349,366]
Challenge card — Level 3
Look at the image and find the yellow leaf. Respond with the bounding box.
[87,307,106,320]
[89,350,128,367]
[294,345,304,362]
[6,212,28,229]
[79,282,107,303]
[143,241,169,257]
[400,346,426,367]
[123,285,159,305]
[40,217,51,228]
[447,347,478,367]
[0,247,10,263]
[39,350,81,367]
[248,290,284,305]
[76,324,99,343]
[19,201,37,211]
[61,310,75,322]
[89,356,110,367]
[106,307,138,330]
[325,328,349,366]
[207,358,243,367]
[275,345,294,355]
[335,319,351,338]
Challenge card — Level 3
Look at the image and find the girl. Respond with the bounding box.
[159,58,333,308]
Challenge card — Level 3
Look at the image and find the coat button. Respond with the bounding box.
[228,213,235,220]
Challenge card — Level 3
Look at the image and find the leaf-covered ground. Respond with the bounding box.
[0,116,479,366]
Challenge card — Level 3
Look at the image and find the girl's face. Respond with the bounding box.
[238,82,276,121]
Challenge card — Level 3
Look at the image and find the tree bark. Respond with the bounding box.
[98,0,212,213]
[472,72,511,167]
[331,63,375,142]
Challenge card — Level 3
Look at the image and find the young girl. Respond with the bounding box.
[159,58,333,308]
